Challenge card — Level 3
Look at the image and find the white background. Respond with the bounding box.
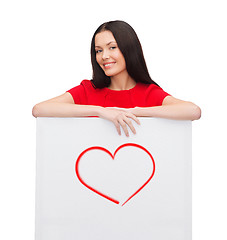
[0,0,226,239]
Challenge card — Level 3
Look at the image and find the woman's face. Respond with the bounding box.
[95,31,127,78]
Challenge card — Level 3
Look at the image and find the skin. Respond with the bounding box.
[32,30,201,136]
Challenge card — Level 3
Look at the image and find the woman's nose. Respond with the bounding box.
[102,50,109,60]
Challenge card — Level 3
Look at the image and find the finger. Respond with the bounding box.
[114,121,121,135]
[125,112,140,125]
[118,119,129,137]
[124,118,136,134]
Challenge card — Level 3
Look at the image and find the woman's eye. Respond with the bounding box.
[95,47,116,53]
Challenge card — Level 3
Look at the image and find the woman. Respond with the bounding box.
[32,20,201,136]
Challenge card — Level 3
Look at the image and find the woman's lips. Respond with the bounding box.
[103,62,115,69]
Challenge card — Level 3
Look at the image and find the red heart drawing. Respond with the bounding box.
[75,143,155,206]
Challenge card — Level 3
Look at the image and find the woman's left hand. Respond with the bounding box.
[104,107,140,136]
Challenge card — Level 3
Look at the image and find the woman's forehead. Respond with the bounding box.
[95,31,117,47]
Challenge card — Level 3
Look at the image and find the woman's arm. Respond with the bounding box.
[32,92,103,118]
[128,96,201,120]
[32,92,140,136]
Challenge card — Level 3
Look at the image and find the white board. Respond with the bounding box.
[35,117,192,240]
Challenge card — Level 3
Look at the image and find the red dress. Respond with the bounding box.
[67,80,170,108]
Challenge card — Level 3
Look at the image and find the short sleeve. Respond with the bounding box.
[66,82,86,104]
[145,84,170,106]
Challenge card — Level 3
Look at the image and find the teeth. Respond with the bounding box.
[104,63,114,66]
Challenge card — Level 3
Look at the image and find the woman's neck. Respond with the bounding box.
[108,72,136,90]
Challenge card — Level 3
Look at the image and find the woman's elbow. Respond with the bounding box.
[191,103,201,120]
[32,104,41,118]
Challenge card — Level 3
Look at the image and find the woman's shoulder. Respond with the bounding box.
[67,79,101,104]
[79,79,93,87]
[80,79,99,91]
[67,79,107,95]
[66,79,95,96]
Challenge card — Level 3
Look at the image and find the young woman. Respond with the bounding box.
[32,20,201,136]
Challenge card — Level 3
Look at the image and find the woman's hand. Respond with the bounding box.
[98,107,140,137]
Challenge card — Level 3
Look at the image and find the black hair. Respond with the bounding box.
[90,20,159,88]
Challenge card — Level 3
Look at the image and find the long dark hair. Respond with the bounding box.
[90,20,159,88]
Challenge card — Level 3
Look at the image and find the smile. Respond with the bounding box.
[103,62,115,68]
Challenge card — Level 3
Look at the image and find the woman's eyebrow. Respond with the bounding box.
[95,41,117,48]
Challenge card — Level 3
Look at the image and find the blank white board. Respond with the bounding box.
[35,117,192,240]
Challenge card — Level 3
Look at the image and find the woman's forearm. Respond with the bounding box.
[32,102,140,137]
[32,102,103,118]
[129,102,201,120]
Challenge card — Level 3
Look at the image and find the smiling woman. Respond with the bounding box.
[95,33,127,84]
[32,20,201,136]
[90,21,159,89]
[94,32,130,87]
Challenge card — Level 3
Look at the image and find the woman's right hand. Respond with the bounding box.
[98,107,140,137]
